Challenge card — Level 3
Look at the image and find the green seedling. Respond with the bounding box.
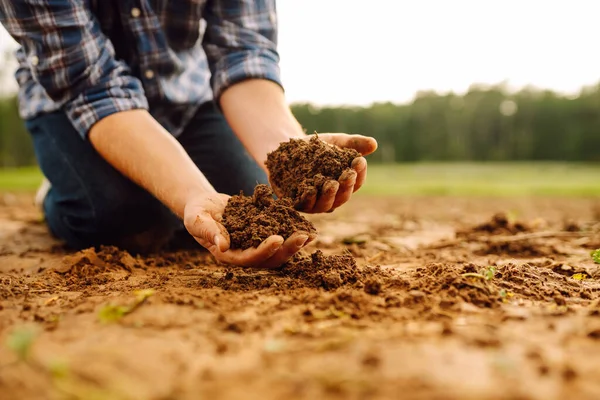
[98,288,155,324]
[592,249,600,264]
[97,305,130,323]
[5,326,128,399]
[462,266,496,281]
[506,210,519,225]
[48,358,70,379]
[6,325,39,361]
[483,266,497,280]
[499,289,514,302]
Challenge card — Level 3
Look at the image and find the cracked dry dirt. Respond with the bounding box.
[1,194,600,400]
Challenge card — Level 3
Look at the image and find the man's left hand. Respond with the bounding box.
[272,133,378,214]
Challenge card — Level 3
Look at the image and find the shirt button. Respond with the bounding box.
[131,7,141,17]
[144,70,155,79]
[30,55,39,66]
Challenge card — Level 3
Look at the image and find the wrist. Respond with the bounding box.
[183,183,218,207]
[257,112,307,168]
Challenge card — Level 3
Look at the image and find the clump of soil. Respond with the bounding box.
[477,241,561,257]
[496,262,594,302]
[221,184,316,250]
[198,250,389,292]
[407,261,600,313]
[458,212,532,237]
[304,290,384,321]
[412,263,503,309]
[281,250,383,291]
[266,135,360,208]
[50,246,140,275]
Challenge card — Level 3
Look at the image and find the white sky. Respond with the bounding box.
[1,0,600,105]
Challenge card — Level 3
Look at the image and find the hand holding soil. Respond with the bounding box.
[184,133,376,268]
[266,133,378,213]
[184,187,316,268]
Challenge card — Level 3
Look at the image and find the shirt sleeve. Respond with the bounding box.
[0,0,148,139]
[202,0,282,100]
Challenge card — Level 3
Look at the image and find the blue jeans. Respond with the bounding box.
[25,102,268,252]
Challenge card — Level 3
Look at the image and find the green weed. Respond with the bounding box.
[462,266,496,281]
[592,249,600,264]
[98,288,155,324]
[5,325,39,361]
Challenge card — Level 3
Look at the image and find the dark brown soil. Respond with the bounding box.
[221,184,316,249]
[266,135,360,208]
[198,249,388,293]
[457,211,532,237]
[280,250,386,291]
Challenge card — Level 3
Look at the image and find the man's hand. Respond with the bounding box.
[219,80,376,213]
[183,193,316,268]
[270,133,378,214]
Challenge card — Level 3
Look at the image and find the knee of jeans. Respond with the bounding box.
[45,190,174,249]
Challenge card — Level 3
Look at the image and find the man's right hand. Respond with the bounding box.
[183,192,315,268]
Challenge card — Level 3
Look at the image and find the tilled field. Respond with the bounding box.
[1,194,600,400]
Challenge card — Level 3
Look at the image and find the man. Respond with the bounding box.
[0,1,377,268]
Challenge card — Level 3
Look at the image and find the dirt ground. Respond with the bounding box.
[1,193,600,400]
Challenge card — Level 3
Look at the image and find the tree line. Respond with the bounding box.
[1,82,600,167]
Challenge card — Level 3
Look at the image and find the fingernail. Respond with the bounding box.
[295,235,309,247]
[214,235,222,250]
[351,158,365,169]
[326,181,339,193]
[269,243,282,256]
[340,171,357,183]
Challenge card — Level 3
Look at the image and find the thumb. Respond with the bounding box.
[189,212,230,252]
[318,133,378,156]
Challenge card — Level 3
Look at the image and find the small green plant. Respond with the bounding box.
[462,266,496,281]
[483,266,497,280]
[499,289,514,302]
[5,325,127,399]
[6,325,39,361]
[97,305,130,323]
[48,358,70,379]
[506,210,519,225]
[592,249,600,264]
[98,288,155,324]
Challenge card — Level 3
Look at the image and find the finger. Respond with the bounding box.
[305,232,318,246]
[188,212,230,252]
[215,235,284,267]
[260,232,310,269]
[351,157,368,193]
[316,134,378,156]
[312,180,339,213]
[332,169,357,209]
[295,185,317,212]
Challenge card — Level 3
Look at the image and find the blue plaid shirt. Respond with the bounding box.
[0,0,281,138]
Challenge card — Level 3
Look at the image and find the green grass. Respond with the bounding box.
[0,167,43,191]
[360,162,600,196]
[0,163,598,196]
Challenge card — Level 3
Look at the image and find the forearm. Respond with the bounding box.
[219,79,306,170]
[88,109,216,218]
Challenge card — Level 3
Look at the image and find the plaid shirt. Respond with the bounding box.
[0,0,281,138]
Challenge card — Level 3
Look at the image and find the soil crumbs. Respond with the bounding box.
[222,184,316,249]
[2,194,600,400]
[266,135,360,208]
